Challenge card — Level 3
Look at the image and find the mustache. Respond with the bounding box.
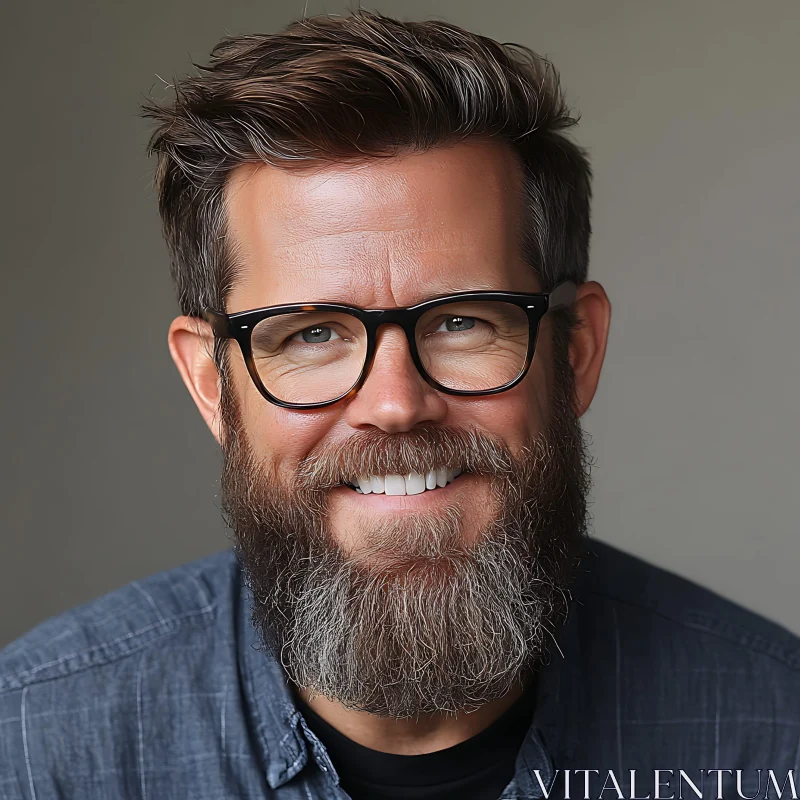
[294,424,516,491]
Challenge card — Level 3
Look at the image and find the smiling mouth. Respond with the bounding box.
[344,468,465,496]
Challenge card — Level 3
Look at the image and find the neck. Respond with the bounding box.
[296,676,531,756]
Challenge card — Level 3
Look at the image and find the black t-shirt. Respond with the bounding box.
[297,689,536,800]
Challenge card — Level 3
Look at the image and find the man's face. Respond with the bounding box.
[224,140,553,548]
[209,140,593,716]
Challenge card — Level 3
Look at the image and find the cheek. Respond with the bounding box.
[447,370,549,453]
[233,364,339,467]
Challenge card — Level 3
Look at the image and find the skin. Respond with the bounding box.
[169,138,611,754]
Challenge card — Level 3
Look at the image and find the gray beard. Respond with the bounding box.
[219,371,592,718]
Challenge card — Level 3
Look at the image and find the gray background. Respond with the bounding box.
[2,0,798,648]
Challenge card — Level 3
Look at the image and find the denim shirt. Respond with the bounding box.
[1,539,798,800]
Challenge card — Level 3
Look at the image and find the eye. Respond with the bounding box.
[291,325,342,344]
[437,316,476,332]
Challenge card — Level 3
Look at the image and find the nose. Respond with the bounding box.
[342,324,448,434]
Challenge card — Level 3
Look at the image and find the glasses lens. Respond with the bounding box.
[416,301,530,391]
[250,312,367,404]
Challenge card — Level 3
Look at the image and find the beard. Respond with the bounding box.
[219,356,593,719]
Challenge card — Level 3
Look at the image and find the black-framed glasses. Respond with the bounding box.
[201,281,578,409]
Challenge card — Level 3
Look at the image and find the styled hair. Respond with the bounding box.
[142,10,591,368]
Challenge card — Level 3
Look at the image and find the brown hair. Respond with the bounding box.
[142,10,591,370]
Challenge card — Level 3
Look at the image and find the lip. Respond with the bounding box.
[330,473,472,511]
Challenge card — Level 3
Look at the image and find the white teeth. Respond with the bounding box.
[405,473,426,495]
[349,467,465,495]
[384,475,406,495]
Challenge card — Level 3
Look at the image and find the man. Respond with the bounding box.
[1,9,798,800]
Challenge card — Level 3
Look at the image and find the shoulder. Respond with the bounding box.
[0,549,275,795]
[574,537,800,732]
[0,548,238,694]
[580,537,800,674]
[559,540,800,767]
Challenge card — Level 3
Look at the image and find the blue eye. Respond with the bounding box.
[441,316,475,332]
[293,326,341,344]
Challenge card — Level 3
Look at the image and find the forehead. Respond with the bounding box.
[224,139,537,311]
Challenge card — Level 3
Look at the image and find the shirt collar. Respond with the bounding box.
[236,574,311,790]
[506,583,584,798]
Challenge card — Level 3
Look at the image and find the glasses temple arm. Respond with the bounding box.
[547,280,578,312]
[201,308,233,338]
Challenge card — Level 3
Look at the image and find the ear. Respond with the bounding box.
[566,281,612,418]
[168,315,224,445]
